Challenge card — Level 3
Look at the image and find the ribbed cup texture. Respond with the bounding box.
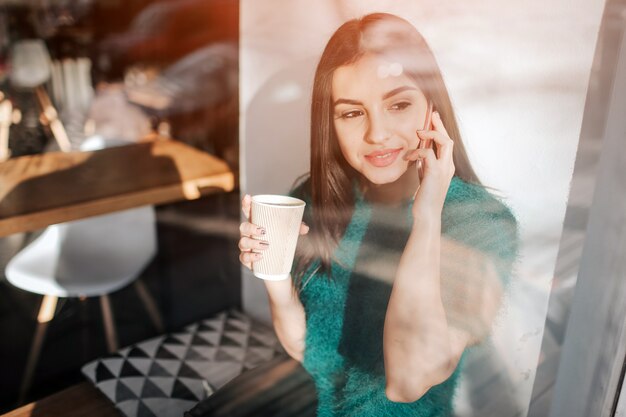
[251,195,306,280]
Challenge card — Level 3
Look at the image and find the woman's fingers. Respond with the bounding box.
[407,147,437,169]
[239,221,265,237]
[238,223,266,269]
[416,111,453,161]
[417,129,453,160]
[431,111,450,138]
[241,194,252,220]
[239,251,262,270]
[238,236,270,252]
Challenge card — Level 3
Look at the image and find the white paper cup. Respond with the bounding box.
[250,194,306,280]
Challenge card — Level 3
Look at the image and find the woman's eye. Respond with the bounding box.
[339,110,364,119]
[389,101,412,111]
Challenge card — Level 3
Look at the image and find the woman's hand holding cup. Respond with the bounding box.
[238,194,309,271]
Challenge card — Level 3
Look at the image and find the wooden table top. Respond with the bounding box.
[1,382,120,417]
[0,138,235,237]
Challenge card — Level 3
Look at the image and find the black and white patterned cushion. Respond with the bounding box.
[82,309,286,417]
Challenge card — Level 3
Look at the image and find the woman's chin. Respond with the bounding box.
[363,170,405,186]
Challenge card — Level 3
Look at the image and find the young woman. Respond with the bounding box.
[239,13,518,416]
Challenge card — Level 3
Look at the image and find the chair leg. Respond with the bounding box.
[99,295,118,353]
[18,295,58,405]
[134,280,164,333]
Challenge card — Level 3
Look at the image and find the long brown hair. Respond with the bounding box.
[293,13,481,289]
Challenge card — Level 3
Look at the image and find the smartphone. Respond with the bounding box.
[416,100,434,181]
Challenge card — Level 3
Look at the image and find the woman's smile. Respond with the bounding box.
[364,147,403,167]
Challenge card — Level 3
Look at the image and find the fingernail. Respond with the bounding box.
[254,252,263,260]
[258,227,266,235]
[259,241,270,247]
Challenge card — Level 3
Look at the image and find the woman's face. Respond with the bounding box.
[332,54,429,185]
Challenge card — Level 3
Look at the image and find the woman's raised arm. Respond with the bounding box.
[383,213,506,403]
[383,214,458,403]
[383,111,468,403]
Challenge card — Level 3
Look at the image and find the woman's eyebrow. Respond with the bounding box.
[382,86,418,100]
[333,86,418,107]
[333,98,362,107]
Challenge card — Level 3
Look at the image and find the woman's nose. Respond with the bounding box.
[365,111,391,144]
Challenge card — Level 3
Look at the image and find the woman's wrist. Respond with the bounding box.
[411,210,442,231]
[263,275,301,308]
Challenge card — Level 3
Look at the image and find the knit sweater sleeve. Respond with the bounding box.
[441,178,520,289]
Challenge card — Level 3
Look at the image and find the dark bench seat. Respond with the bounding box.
[186,356,317,417]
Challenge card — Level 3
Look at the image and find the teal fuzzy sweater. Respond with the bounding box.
[290,176,519,417]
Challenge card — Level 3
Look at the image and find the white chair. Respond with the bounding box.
[4,136,164,404]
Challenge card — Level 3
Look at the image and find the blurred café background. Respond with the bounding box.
[0,0,241,412]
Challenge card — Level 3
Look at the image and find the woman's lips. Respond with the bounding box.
[364,148,403,167]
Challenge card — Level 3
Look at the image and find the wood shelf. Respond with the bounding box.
[0,139,235,237]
